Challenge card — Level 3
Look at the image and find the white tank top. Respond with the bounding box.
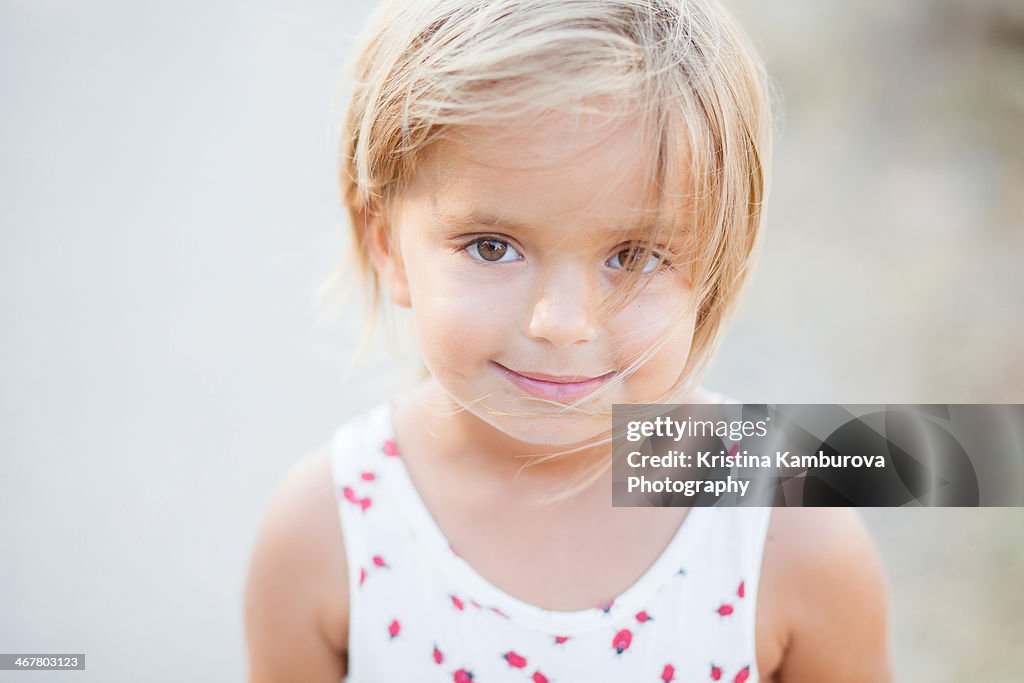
[330,399,772,683]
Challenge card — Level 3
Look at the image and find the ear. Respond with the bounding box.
[363,209,412,309]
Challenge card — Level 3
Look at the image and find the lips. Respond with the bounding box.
[492,362,615,402]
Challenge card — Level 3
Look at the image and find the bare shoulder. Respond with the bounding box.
[759,507,892,683]
[244,444,349,682]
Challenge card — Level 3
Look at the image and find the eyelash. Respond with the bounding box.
[454,235,674,274]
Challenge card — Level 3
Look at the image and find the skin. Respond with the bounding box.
[244,110,893,681]
[377,110,700,469]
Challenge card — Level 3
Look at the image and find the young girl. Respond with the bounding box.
[245,1,892,681]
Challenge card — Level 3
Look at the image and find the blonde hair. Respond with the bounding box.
[327,0,776,503]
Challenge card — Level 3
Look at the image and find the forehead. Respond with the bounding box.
[400,110,686,239]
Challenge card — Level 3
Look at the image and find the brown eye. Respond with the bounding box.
[619,247,644,269]
[465,237,522,263]
[478,239,506,261]
[608,245,662,274]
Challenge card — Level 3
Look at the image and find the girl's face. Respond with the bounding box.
[373,111,699,447]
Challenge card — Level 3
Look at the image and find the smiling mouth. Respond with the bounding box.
[508,368,612,383]
[492,361,616,401]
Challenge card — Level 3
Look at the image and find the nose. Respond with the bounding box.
[527,264,599,348]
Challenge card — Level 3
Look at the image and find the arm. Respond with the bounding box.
[244,446,349,683]
[774,507,893,683]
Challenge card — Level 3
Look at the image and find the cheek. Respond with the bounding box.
[607,289,697,385]
[405,259,518,369]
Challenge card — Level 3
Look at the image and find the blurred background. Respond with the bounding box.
[1,0,1021,680]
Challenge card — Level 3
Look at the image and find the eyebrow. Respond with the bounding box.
[435,210,668,235]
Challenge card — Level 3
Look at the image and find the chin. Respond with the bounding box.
[488,410,614,449]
